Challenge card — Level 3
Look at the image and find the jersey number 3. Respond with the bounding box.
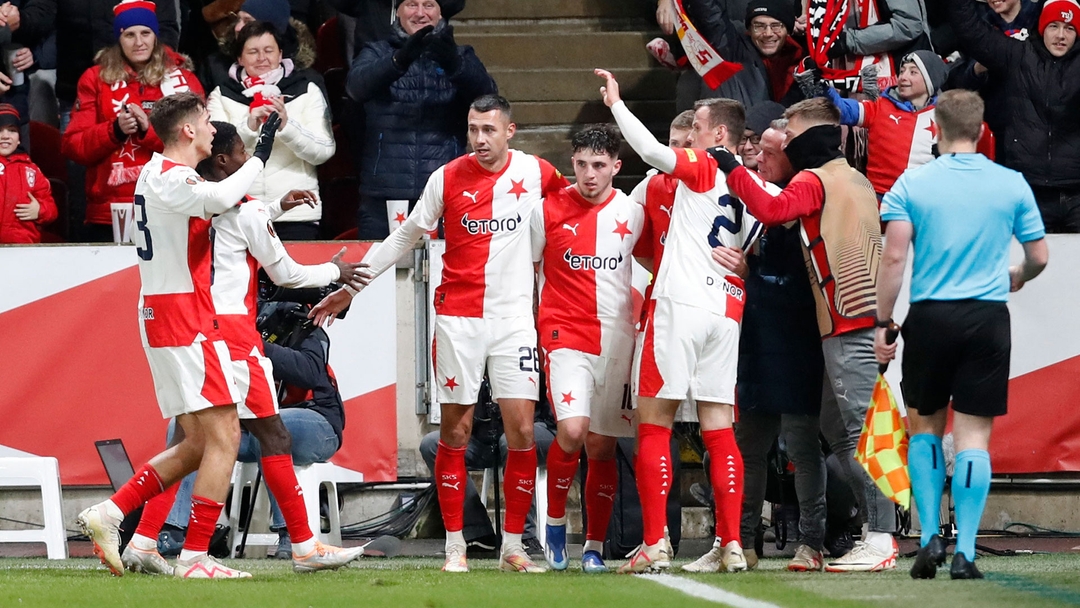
[134,194,154,261]
[708,194,742,248]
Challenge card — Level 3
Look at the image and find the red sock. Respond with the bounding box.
[183,495,225,553]
[261,454,314,544]
[435,441,467,533]
[703,427,743,544]
[111,463,165,515]
[545,440,580,520]
[503,446,537,535]
[134,482,179,539]
[585,457,617,542]
[636,423,672,546]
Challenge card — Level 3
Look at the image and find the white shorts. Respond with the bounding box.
[144,338,241,419]
[233,347,280,420]
[633,297,739,404]
[434,314,540,405]
[545,347,635,438]
[629,331,700,421]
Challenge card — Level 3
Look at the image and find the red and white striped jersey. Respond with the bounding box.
[653,148,764,321]
[531,186,644,357]
[630,169,677,276]
[134,154,221,349]
[412,150,567,318]
[211,198,286,322]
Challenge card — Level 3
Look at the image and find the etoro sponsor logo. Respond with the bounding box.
[563,248,623,271]
[460,213,521,234]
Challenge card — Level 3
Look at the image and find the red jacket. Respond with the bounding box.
[61,48,203,225]
[0,151,57,243]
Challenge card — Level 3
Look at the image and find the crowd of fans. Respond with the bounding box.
[0,0,1075,244]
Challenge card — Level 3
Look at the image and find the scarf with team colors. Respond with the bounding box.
[806,0,894,93]
[232,59,295,112]
[673,0,742,88]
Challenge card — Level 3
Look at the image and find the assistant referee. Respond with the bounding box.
[874,89,1048,581]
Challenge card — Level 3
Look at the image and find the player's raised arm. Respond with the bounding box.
[595,69,677,175]
[188,113,282,216]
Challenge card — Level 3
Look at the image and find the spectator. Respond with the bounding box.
[329,0,466,61]
[60,0,202,242]
[0,103,55,242]
[943,0,1043,162]
[946,0,1080,232]
[160,325,348,559]
[819,50,986,197]
[670,0,807,111]
[733,118,827,571]
[346,0,496,240]
[0,1,32,142]
[208,21,334,241]
[739,100,784,170]
[418,379,555,558]
[819,0,932,94]
[200,0,317,92]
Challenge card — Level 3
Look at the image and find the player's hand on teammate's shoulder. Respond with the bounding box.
[280,189,317,212]
[309,287,355,327]
[594,69,621,107]
[707,146,741,174]
[711,246,748,279]
[330,246,374,292]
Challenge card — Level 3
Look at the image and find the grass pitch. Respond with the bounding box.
[3,554,1080,608]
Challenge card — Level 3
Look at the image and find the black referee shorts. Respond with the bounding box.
[900,300,1011,418]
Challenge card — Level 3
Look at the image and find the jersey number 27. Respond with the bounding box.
[707,194,743,248]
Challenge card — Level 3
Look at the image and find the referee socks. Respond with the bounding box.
[953,449,991,562]
[909,434,946,547]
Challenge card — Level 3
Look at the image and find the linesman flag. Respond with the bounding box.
[856,324,911,509]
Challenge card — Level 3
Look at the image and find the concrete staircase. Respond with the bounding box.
[455,0,677,191]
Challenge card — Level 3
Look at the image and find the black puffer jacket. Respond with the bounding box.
[19,0,179,102]
[345,22,497,200]
[737,225,824,416]
[947,0,1080,189]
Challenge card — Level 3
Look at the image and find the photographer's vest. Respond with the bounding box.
[799,158,883,338]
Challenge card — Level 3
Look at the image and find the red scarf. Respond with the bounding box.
[762,37,804,102]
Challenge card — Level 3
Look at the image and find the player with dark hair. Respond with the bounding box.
[531,124,644,573]
[597,70,765,574]
[311,94,568,573]
[121,121,369,576]
[877,89,1047,580]
[77,92,280,579]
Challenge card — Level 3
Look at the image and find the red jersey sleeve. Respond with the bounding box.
[539,158,570,195]
[669,147,718,193]
[634,213,654,258]
[727,166,825,226]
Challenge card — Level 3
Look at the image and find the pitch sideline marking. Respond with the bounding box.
[639,573,782,608]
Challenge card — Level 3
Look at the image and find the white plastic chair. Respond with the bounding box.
[0,457,67,559]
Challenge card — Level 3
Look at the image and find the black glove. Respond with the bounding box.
[794,56,826,99]
[253,112,281,164]
[826,33,851,60]
[707,146,741,174]
[425,26,461,74]
[392,25,434,71]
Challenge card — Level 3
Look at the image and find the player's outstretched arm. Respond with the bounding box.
[309,288,353,327]
[595,69,677,174]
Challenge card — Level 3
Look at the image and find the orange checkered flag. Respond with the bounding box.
[856,324,911,509]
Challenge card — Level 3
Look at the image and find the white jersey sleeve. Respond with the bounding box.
[629,170,657,205]
[530,198,546,264]
[236,200,339,289]
[361,166,446,282]
[160,157,264,219]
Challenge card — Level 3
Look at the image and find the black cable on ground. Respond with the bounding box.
[340,484,436,540]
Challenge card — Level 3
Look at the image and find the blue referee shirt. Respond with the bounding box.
[881,153,1045,303]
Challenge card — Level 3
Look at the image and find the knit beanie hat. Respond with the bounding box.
[745,0,796,35]
[745,101,786,136]
[1039,0,1080,35]
[0,103,20,129]
[113,0,160,40]
[241,0,291,35]
[901,50,947,96]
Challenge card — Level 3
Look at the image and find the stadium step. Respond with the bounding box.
[454,1,675,187]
